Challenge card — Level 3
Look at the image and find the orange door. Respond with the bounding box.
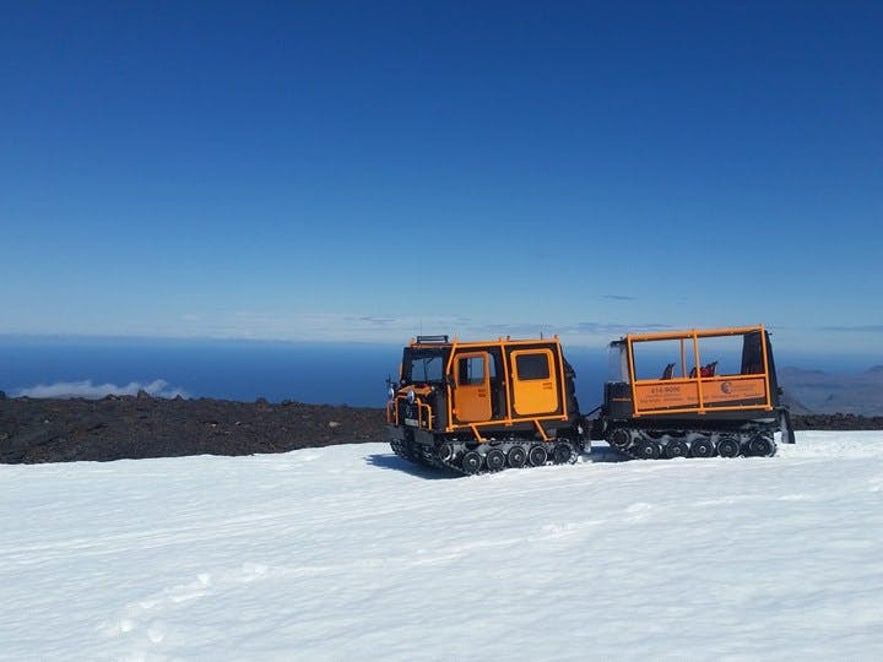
[511,349,558,415]
[452,352,492,422]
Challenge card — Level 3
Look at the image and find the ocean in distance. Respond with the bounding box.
[0,336,611,409]
[0,336,876,410]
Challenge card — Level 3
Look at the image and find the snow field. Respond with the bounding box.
[1,431,882,660]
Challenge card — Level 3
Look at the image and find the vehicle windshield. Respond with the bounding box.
[403,350,446,384]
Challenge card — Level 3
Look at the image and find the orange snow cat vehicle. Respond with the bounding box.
[386,325,795,475]
[386,335,586,474]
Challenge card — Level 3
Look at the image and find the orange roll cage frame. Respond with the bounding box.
[624,325,773,417]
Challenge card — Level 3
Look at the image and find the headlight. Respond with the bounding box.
[407,390,416,404]
[387,386,395,400]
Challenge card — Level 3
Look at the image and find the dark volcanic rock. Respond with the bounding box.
[791,413,883,431]
[1,395,387,464]
[2,396,880,465]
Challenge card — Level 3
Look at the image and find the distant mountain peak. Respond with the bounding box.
[780,364,883,416]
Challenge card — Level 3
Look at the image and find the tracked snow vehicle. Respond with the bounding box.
[386,325,795,475]
[386,335,587,475]
[593,325,796,459]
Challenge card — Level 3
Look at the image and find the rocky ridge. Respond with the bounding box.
[0,392,385,464]
[1,392,880,465]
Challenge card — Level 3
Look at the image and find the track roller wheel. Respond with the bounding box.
[437,441,455,463]
[690,437,715,458]
[486,449,506,472]
[717,436,741,458]
[747,435,775,457]
[607,427,631,449]
[552,442,575,465]
[507,446,527,468]
[461,451,483,474]
[664,439,689,459]
[527,444,548,467]
[634,439,661,460]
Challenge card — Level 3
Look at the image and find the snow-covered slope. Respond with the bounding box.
[2,433,882,660]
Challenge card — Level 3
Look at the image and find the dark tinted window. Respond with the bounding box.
[458,355,485,385]
[516,353,550,380]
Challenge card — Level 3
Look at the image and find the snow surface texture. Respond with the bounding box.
[2,433,882,661]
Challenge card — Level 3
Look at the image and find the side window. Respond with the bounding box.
[458,355,486,386]
[515,352,550,380]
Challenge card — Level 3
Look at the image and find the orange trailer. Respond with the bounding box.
[595,325,795,459]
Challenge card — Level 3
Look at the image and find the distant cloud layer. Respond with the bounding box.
[168,309,672,346]
[819,325,883,333]
[17,379,187,400]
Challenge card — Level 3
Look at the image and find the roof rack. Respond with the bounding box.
[416,335,449,343]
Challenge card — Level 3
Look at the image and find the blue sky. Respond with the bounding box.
[2,1,881,355]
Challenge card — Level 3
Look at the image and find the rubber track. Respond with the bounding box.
[608,428,777,461]
[390,437,580,476]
